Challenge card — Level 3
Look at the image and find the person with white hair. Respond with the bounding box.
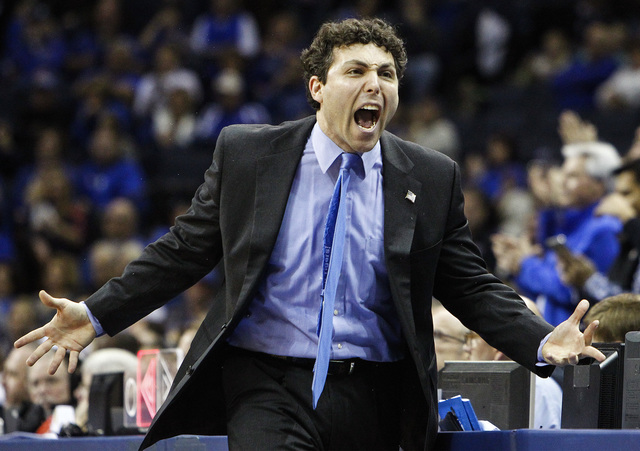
[73,347,138,431]
[492,138,623,325]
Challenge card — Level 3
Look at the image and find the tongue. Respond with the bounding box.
[355,109,375,128]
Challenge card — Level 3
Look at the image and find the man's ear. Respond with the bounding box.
[309,76,323,105]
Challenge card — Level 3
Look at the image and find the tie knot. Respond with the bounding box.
[340,152,362,174]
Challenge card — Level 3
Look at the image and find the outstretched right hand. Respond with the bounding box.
[14,290,96,375]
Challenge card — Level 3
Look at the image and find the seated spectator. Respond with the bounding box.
[73,347,138,432]
[3,1,68,80]
[582,293,640,342]
[1,343,46,433]
[188,0,260,78]
[133,42,202,121]
[464,299,563,429]
[75,123,147,214]
[557,158,640,301]
[550,22,619,111]
[5,296,44,352]
[69,79,133,159]
[493,138,622,325]
[27,351,76,433]
[151,85,198,150]
[11,126,74,211]
[432,302,469,372]
[514,28,572,85]
[20,166,90,265]
[84,240,143,293]
[99,197,144,245]
[76,37,140,118]
[470,132,528,201]
[407,97,461,162]
[194,68,271,144]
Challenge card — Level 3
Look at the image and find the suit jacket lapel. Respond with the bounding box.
[381,133,422,336]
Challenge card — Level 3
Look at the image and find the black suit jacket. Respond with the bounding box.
[85,116,554,450]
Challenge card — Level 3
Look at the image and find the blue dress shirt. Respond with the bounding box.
[227,123,404,362]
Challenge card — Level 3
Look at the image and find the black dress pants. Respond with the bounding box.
[222,347,402,450]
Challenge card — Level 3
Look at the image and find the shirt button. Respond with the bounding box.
[333,309,339,316]
[337,343,343,349]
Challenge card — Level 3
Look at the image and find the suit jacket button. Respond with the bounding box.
[186,365,194,375]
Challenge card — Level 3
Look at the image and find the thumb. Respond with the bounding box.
[39,290,66,311]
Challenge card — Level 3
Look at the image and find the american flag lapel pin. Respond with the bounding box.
[405,190,416,203]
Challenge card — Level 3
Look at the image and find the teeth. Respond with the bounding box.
[361,105,379,110]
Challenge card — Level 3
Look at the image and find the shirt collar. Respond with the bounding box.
[312,122,380,177]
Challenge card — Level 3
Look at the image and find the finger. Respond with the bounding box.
[49,345,67,375]
[27,339,54,366]
[68,350,80,374]
[581,345,606,362]
[568,299,590,325]
[14,326,47,348]
[582,320,599,346]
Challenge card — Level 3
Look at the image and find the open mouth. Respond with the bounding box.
[354,105,380,131]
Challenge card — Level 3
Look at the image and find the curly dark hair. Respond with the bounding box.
[300,18,407,111]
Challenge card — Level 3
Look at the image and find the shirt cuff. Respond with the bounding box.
[81,301,105,337]
[536,332,552,366]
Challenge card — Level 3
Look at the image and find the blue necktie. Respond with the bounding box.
[312,152,361,409]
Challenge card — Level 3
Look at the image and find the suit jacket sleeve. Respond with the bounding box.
[433,162,554,375]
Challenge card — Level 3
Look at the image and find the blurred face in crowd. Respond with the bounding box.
[561,155,605,207]
[2,347,32,407]
[102,198,138,239]
[90,126,121,166]
[310,43,399,153]
[28,354,71,414]
[464,332,499,361]
[616,170,640,214]
[432,307,468,371]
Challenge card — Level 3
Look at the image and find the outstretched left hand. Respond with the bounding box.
[542,299,605,366]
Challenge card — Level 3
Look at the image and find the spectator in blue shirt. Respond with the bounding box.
[75,122,147,214]
[493,140,622,325]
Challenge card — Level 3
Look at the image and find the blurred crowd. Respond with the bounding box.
[1,0,640,436]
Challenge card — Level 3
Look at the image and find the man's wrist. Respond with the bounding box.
[80,301,105,337]
[536,332,552,366]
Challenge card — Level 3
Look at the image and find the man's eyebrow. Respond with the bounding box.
[343,59,396,71]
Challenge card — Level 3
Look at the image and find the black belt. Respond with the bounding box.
[232,347,385,377]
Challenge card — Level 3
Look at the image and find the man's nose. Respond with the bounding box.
[363,72,381,94]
